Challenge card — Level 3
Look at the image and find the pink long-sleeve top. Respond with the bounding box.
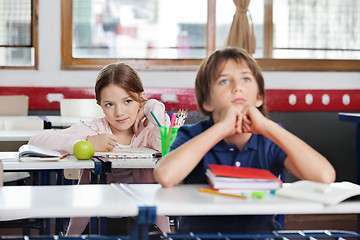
[29,99,170,183]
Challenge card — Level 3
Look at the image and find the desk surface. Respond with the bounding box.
[0,129,46,142]
[44,116,95,128]
[0,184,138,221]
[1,153,94,170]
[124,184,360,216]
[0,116,95,128]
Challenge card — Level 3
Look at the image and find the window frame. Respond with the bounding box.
[0,0,38,70]
[61,0,360,71]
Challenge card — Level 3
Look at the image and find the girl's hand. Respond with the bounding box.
[133,105,149,136]
[241,105,269,134]
[86,134,118,151]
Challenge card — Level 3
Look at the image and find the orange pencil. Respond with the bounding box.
[199,188,246,199]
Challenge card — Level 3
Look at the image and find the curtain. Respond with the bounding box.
[225,0,256,54]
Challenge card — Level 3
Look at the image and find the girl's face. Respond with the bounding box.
[203,59,263,120]
[99,84,141,135]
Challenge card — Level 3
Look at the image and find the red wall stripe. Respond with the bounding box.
[0,87,359,112]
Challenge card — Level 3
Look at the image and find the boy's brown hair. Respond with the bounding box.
[95,62,146,104]
[195,47,267,117]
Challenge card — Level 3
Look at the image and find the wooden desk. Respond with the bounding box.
[339,112,360,184]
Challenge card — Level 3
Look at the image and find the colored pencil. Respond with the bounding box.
[169,113,177,127]
[150,111,162,127]
[199,188,246,199]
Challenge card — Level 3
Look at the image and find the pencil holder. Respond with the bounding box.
[159,126,180,157]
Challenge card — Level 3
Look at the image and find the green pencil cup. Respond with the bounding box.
[159,126,180,157]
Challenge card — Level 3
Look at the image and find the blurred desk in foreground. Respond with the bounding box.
[1,183,360,239]
[0,184,142,237]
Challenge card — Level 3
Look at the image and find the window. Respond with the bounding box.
[0,0,38,69]
[62,0,360,71]
[272,0,360,60]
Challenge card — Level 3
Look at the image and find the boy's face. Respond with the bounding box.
[99,84,141,135]
[203,59,263,120]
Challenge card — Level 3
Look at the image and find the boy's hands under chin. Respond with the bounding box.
[133,105,149,136]
[217,104,244,136]
[241,105,268,134]
[217,104,268,136]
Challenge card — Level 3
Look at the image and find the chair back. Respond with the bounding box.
[60,99,104,118]
[0,95,29,116]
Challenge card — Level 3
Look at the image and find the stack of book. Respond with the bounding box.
[205,164,282,190]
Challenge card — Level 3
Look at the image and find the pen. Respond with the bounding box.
[80,119,100,134]
[80,120,122,149]
[199,188,246,199]
[150,111,162,127]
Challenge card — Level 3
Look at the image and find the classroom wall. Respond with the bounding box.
[0,0,359,182]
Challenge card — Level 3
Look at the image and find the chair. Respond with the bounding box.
[0,96,46,235]
[60,99,104,181]
[0,95,28,116]
[0,119,43,184]
[0,96,40,184]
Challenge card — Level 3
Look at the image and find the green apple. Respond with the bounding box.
[73,140,95,160]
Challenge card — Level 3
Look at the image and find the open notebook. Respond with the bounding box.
[16,144,68,162]
[275,180,360,205]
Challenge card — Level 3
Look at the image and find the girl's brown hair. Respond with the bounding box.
[195,47,267,117]
[95,62,146,104]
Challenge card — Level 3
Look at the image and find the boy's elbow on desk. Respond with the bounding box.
[306,166,336,184]
[320,167,336,184]
[316,159,336,184]
[154,166,178,188]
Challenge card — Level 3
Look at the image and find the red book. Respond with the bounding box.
[206,164,282,190]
